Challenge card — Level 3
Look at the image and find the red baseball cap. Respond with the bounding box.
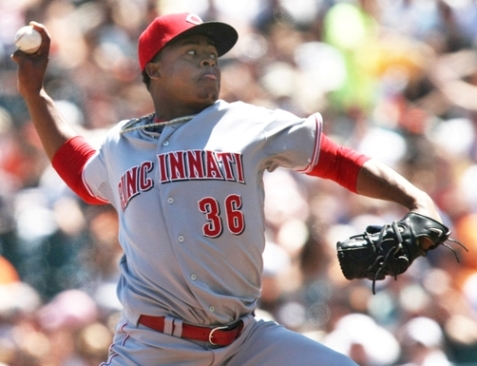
[138,13,238,71]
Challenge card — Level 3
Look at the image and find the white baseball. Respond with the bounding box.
[14,26,42,54]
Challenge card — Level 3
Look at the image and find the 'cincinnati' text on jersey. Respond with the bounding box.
[118,150,245,211]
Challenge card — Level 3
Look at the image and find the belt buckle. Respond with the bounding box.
[208,325,229,345]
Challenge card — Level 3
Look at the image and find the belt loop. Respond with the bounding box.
[164,316,174,336]
[172,318,183,337]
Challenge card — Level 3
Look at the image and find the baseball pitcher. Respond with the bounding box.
[12,12,453,366]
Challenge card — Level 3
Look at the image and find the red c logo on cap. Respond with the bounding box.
[186,14,203,25]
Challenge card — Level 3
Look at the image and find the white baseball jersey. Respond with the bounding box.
[83,99,322,326]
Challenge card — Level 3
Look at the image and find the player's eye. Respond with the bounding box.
[186,49,217,60]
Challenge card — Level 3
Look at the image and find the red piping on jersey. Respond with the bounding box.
[297,113,322,174]
[52,136,107,204]
[307,133,370,193]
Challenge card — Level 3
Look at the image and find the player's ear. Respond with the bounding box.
[145,62,161,79]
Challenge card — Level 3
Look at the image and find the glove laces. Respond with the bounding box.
[369,222,468,295]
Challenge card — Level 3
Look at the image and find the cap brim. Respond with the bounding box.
[174,22,238,57]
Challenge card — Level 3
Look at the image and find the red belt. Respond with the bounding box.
[138,315,244,346]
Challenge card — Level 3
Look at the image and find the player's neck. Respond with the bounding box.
[153,100,214,121]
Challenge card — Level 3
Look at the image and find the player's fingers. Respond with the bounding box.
[10,49,28,64]
[10,45,49,67]
[29,21,51,57]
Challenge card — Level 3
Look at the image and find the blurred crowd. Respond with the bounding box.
[0,0,477,365]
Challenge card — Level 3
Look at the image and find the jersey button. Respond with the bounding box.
[163,141,169,146]
[190,274,197,281]
[209,306,215,312]
[178,236,184,242]
[167,197,174,204]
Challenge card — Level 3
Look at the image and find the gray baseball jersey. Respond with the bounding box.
[83,99,322,326]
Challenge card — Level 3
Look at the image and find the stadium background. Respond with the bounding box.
[0,0,477,364]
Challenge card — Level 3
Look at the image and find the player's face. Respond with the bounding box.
[153,34,221,113]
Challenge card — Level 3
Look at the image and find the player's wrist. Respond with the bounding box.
[407,191,441,221]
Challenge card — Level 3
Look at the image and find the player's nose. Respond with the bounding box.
[200,55,217,68]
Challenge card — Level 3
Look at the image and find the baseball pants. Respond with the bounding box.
[100,312,357,366]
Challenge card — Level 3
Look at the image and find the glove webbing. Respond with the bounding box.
[368,221,408,294]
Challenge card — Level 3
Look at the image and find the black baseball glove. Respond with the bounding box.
[336,212,467,293]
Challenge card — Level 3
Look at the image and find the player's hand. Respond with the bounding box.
[11,22,51,98]
[408,193,444,250]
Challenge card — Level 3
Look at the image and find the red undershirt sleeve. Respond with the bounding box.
[51,136,107,205]
[307,133,371,193]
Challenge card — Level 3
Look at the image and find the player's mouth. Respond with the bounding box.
[202,73,217,80]
[200,70,219,81]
